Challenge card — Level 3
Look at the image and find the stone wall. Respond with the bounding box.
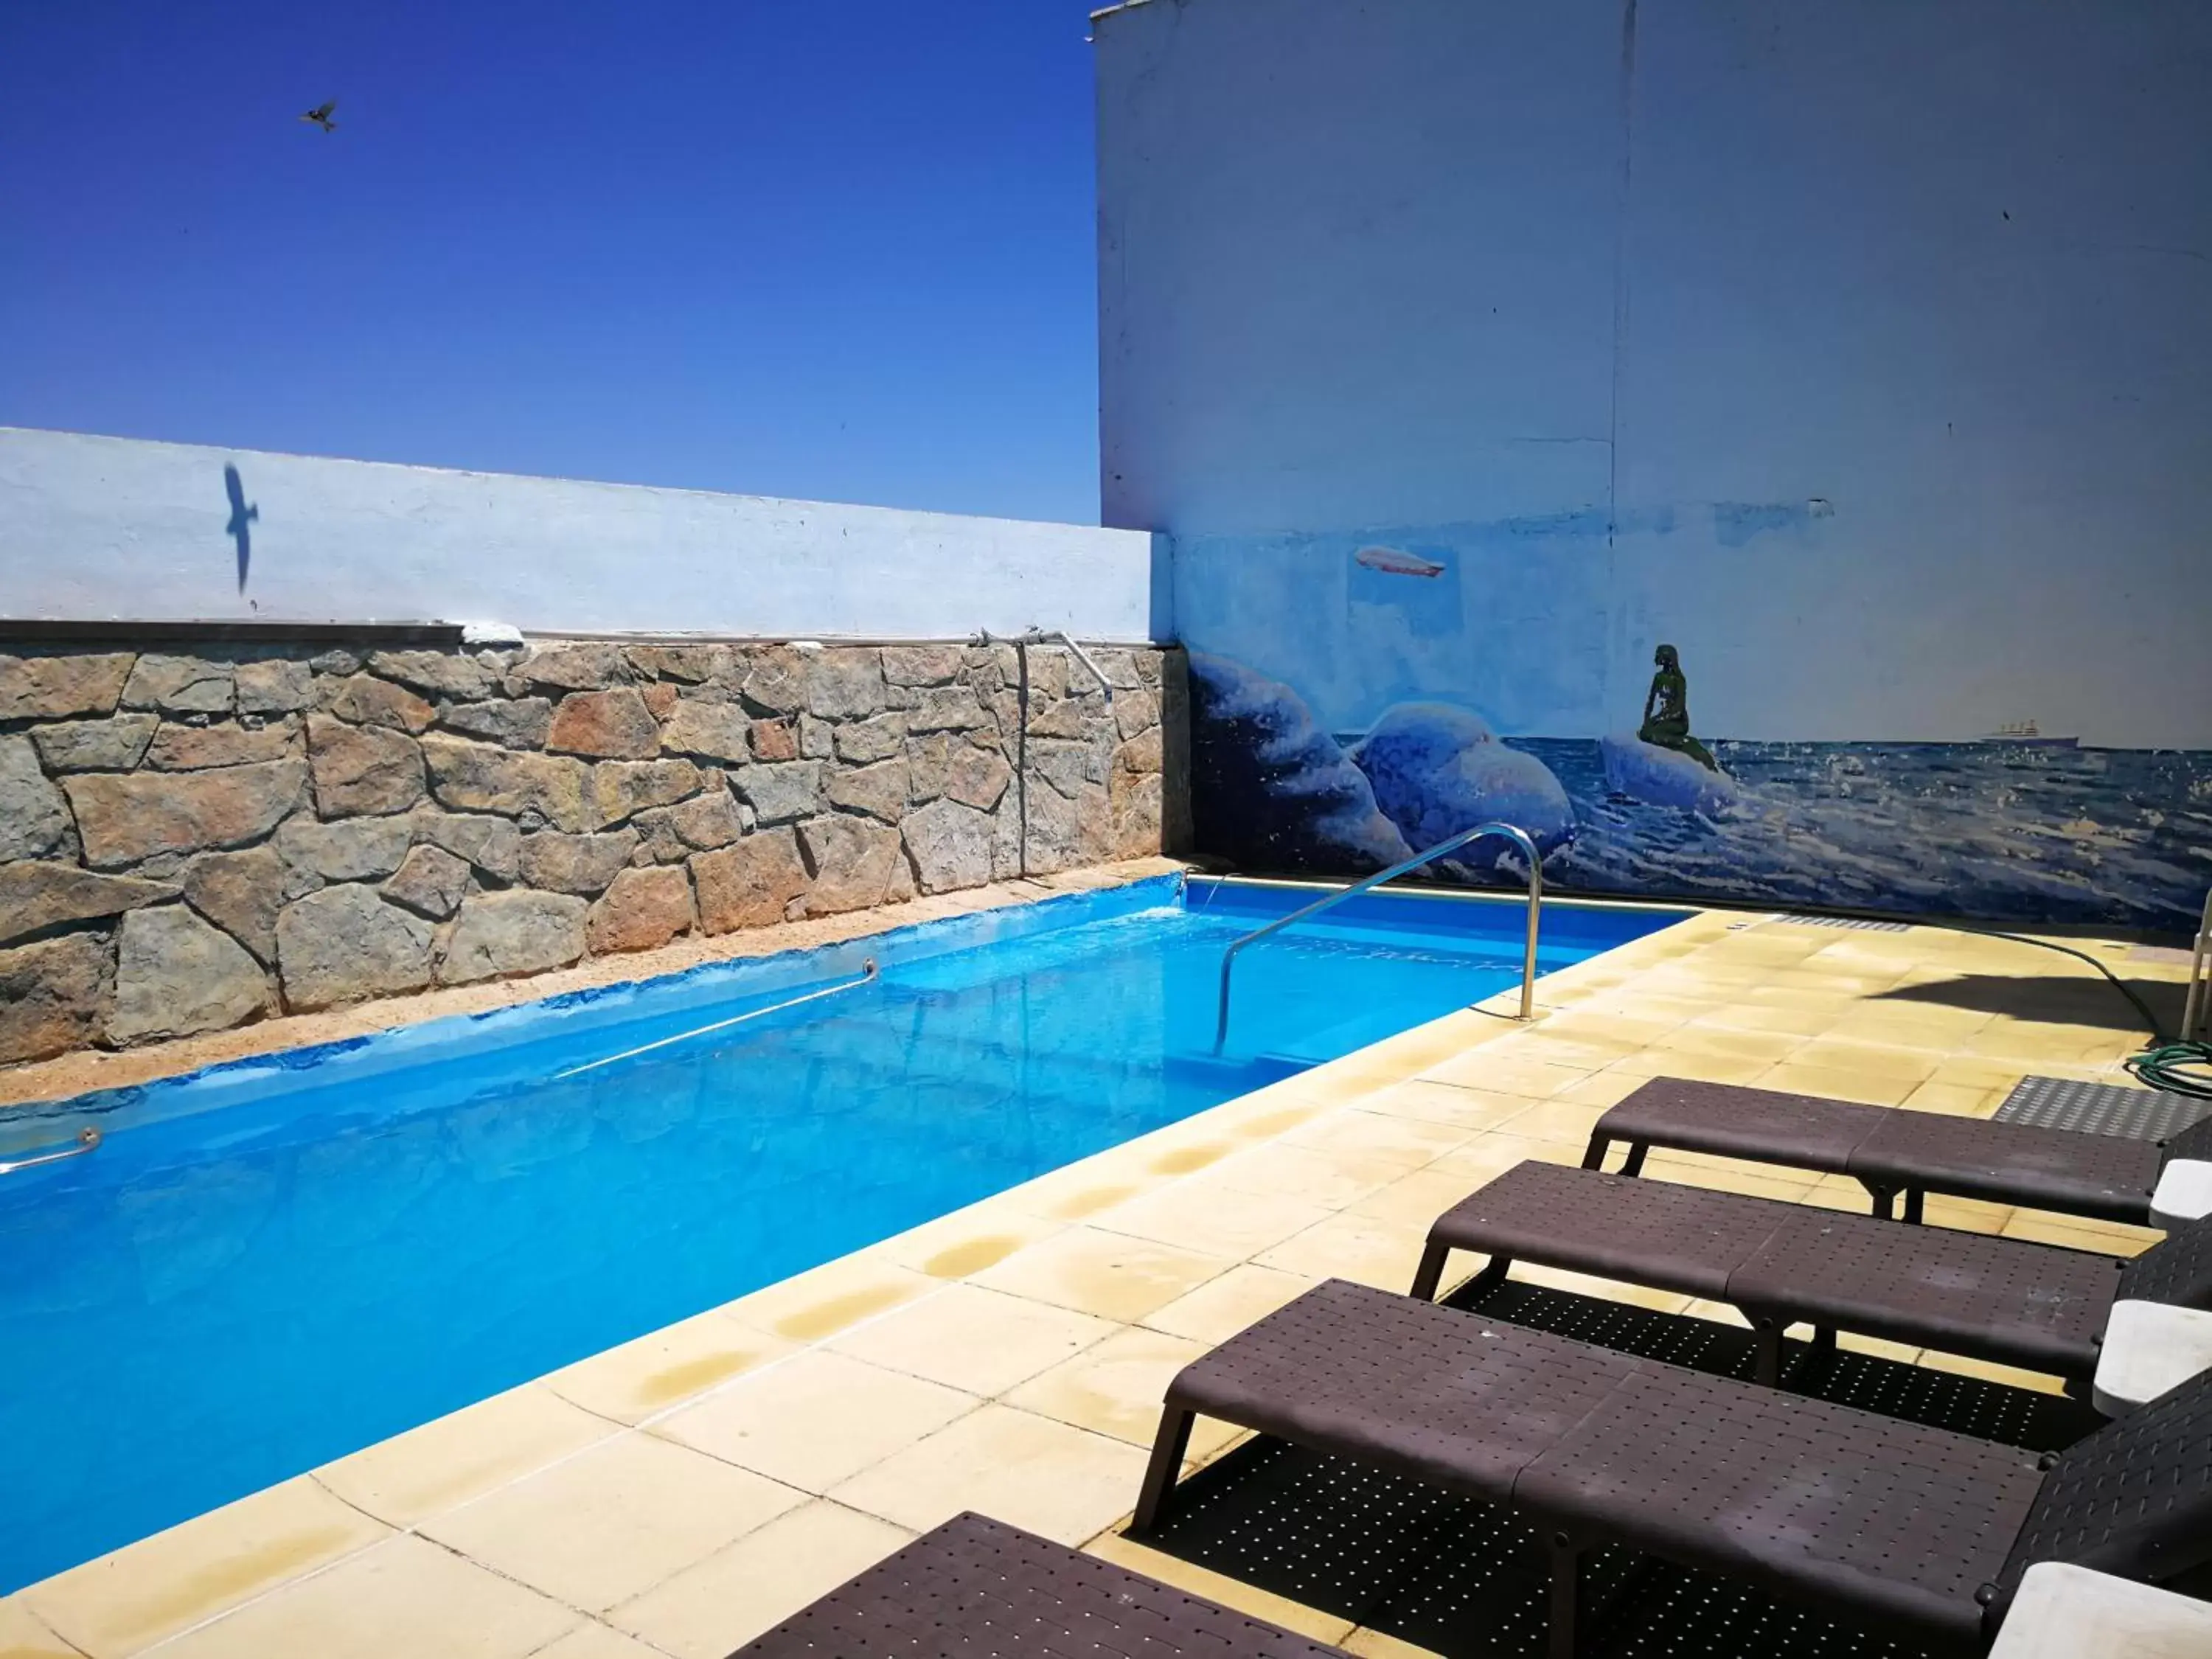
[0,636,1187,1066]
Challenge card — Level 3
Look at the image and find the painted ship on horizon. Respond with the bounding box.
[1980,720,2079,749]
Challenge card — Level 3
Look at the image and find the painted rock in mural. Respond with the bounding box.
[1349,703,1576,869]
[1186,652,1413,874]
[1598,732,1738,815]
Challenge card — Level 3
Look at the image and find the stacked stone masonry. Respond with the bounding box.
[0,638,1187,1065]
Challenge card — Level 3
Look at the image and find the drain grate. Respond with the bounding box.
[1767,912,1913,933]
[1994,1074,2209,1141]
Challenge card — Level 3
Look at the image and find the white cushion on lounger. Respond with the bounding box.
[1989,1562,2212,1658]
[2150,1158,2212,1230]
[2093,1298,2212,1416]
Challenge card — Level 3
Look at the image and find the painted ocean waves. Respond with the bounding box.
[1189,653,2212,932]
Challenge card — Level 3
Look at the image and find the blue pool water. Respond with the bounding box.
[0,875,1679,1591]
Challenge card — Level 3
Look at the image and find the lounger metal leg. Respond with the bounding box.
[1810,1325,1837,1355]
[1411,1239,1453,1301]
[1580,1134,1610,1172]
[1752,1319,1784,1388]
[1546,1531,1585,1659]
[1861,1180,1896,1220]
[1618,1141,1648,1178]
[1902,1189,1925,1225]
[1131,1406,1195,1535]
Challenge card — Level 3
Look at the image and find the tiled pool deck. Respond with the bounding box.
[0,878,2185,1659]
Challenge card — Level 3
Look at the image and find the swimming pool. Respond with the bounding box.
[0,874,1682,1592]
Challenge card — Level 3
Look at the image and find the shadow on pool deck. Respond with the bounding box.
[1134,1280,2098,1658]
[1871,970,2185,1035]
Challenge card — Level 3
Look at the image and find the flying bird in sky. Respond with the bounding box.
[299,101,337,133]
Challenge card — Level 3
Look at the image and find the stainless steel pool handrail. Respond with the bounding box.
[552,959,880,1080]
[1213,821,1543,1051]
[0,1126,101,1176]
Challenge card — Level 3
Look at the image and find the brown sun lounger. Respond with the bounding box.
[1135,1279,2212,1658]
[1411,1159,2212,1390]
[1582,1077,2212,1226]
[728,1509,1343,1657]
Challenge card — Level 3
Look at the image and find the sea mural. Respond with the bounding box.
[1182,532,2212,933]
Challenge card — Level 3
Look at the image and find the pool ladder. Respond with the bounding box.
[1214,822,1543,1052]
[0,1126,100,1177]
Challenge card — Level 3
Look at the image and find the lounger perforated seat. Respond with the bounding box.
[1135,1279,2212,1657]
[728,1510,1345,1658]
[1583,1078,2210,1226]
[1409,1160,2209,1388]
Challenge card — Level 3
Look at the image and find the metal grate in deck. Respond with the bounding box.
[1992,1074,2208,1142]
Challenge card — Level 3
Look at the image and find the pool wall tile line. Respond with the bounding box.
[13,895,2187,1657]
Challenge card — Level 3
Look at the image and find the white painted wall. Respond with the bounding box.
[1095,0,2212,748]
[0,428,1165,641]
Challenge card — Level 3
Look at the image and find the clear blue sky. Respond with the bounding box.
[0,2,1105,523]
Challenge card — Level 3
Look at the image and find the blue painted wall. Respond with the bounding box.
[1096,0,2212,930]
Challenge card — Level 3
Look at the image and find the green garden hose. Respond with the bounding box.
[2126,1041,2212,1101]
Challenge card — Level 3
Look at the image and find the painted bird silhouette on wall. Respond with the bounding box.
[225,465,259,593]
[299,101,338,132]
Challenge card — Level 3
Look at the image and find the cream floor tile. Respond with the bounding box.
[1913,1350,2068,1396]
[1788,1039,1942,1082]
[1082,1532,1356,1644]
[1425,1133,1580,1182]
[421,1433,805,1614]
[609,1500,913,1659]
[1548,1069,1650,1110]
[720,1259,939,1346]
[1683,1298,1754,1329]
[650,1349,978,1492]
[1636,1158,1817,1204]
[1355,1080,1538,1133]
[1484,1032,1642,1071]
[1088,1180,1335,1262]
[1141,1135,1244,1179]
[830,1406,1150,1546]
[1218,1094,1333,1144]
[1525,1011,1686,1048]
[1832,1331,1924,1366]
[1691,1001,1850,1038]
[1750,1062,1919,1107]
[1605,1047,1773,1085]
[874,1207,1067,1281]
[1900,1080,2006,1116]
[1920,1196,2018,1235]
[1489,1097,1612,1148]
[1279,1108,1476,1169]
[828,1283,1116,1396]
[1141,1263,1319,1346]
[526,1624,669,1659]
[20,1475,389,1659]
[0,1598,81,1658]
[543,1312,798,1426]
[1255,1211,1433,1293]
[1921,1058,2030,1092]
[316,1384,618,1528]
[1343,1627,1449,1657]
[1997,1212,2156,1256]
[973,1226,1235,1323]
[1201,1141,1411,1210]
[1507,1262,1694,1315]
[1418,1052,1591,1101]
[1346,1164,1489,1230]
[1652,1025,1806,1065]
[151,1534,579,1659]
[1005,1327,1232,1454]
